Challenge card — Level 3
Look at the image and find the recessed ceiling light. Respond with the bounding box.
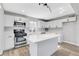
[22,10,25,12]
[59,8,65,13]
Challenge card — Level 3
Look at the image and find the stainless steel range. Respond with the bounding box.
[14,21,27,48]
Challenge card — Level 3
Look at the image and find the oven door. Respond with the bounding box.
[14,37,27,48]
[15,37,26,42]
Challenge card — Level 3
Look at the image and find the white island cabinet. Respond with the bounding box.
[28,33,59,56]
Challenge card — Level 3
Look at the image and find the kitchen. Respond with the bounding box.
[0,3,79,56]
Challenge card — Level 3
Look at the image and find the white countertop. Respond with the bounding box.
[27,33,60,43]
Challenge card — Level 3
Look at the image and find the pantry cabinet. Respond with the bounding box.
[4,27,14,50]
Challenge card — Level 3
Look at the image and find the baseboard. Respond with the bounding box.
[63,41,79,46]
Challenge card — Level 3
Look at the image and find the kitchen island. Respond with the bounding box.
[28,33,59,56]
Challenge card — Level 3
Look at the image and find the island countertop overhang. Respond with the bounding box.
[27,33,60,43]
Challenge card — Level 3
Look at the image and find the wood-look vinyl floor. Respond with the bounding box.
[53,42,79,56]
[2,46,30,56]
[2,42,79,56]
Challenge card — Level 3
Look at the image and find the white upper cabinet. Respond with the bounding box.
[48,20,63,28]
[56,21,63,28]
[28,21,42,32]
[53,20,62,28]
[41,17,76,29]
[29,21,37,30]
[4,15,14,27]
[48,21,56,28]
[68,17,76,22]
[4,15,27,27]
[61,19,68,23]
[14,17,26,22]
[48,17,76,29]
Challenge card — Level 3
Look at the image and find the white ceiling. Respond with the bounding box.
[3,3,75,20]
[71,3,79,15]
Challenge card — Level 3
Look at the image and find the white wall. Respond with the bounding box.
[61,3,79,46]
[63,21,76,43]
[62,16,79,46]
[74,16,79,45]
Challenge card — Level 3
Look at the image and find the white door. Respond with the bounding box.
[4,31,14,50]
[63,22,76,44]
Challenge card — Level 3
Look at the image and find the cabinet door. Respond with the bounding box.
[4,31,14,50]
[54,20,62,28]
[4,15,14,27]
[68,17,76,22]
[56,22,62,28]
[62,19,67,22]
[50,21,56,28]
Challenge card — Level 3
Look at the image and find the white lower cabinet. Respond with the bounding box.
[4,31,14,50]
